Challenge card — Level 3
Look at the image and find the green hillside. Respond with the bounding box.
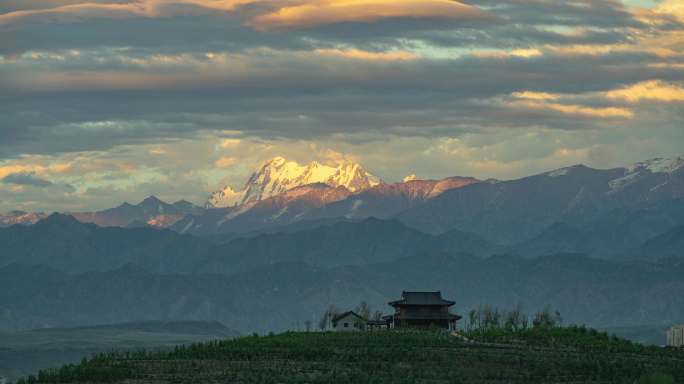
[21,327,684,384]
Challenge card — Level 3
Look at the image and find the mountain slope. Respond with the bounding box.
[512,198,684,258]
[188,176,480,236]
[192,217,500,275]
[398,157,684,243]
[632,225,684,260]
[179,184,353,235]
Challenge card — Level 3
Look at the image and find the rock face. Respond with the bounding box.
[207,157,381,208]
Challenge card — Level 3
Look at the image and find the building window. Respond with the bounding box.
[344,323,349,328]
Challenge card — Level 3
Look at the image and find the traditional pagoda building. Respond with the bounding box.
[385,291,461,330]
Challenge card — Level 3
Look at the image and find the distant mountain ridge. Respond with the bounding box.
[0,211,47,227]
[2,155,683,241]
[70,196,205,228]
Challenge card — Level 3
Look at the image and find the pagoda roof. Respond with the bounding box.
[392,313,462,320]
[389,291,455,307]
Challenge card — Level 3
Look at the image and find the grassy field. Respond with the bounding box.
[19,326,684,384]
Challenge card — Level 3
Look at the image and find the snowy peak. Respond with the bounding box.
[208,157,381,207]
[207,185,243,208]
[625,157,684,174]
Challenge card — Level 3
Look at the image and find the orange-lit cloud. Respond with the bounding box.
[511,91,560,101]
[0,161,73,179]
[509,101,634,119]
[314,48,418,61]
[0,1,261,25]
[251,0,491,30]
[0,0,490,29]
[605,80,684,103]
[472,48,542,59]
[215,156,238,167]
[220,139,242,148]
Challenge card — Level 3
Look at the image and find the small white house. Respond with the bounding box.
[332,311,366,331]
[667,324,684,347]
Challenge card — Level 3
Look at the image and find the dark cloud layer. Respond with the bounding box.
[2,172,53,187]
[0,0,682,210]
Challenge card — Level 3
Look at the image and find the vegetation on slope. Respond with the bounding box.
[19,326,684,384]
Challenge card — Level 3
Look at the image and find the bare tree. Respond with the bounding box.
[533,306,558,328]
[356,301,371,320]
[319,304,339,331]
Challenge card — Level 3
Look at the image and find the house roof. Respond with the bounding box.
[389,291,455,306]
[331,311,364,324]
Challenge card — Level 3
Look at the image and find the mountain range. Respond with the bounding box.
[2,155,683,248]
[1,155,683,338]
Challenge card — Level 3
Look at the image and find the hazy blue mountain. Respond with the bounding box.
[0,214,501,276]
[511,199,684,258]
[195,217,499,275]
[3,254,684,335]
[631,225,684,260]
[0,214,211,274]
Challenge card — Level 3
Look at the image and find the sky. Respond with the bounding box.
[1,0,683,211]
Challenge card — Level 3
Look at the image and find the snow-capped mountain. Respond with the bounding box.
[207,157,381,207]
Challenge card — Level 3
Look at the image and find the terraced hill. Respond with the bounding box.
[20,327,684,384]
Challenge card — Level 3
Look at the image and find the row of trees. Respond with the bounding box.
[465,304,562,332]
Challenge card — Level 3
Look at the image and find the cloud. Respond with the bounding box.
[215,156,238,167]
[250,0,492,30]
[2,171,53,187]
[313,48,418,61]
[220,139,242,148]
[472,48,542,59]
[511,91,560,101]
[605,80,684,103]
[505,100,634,119]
